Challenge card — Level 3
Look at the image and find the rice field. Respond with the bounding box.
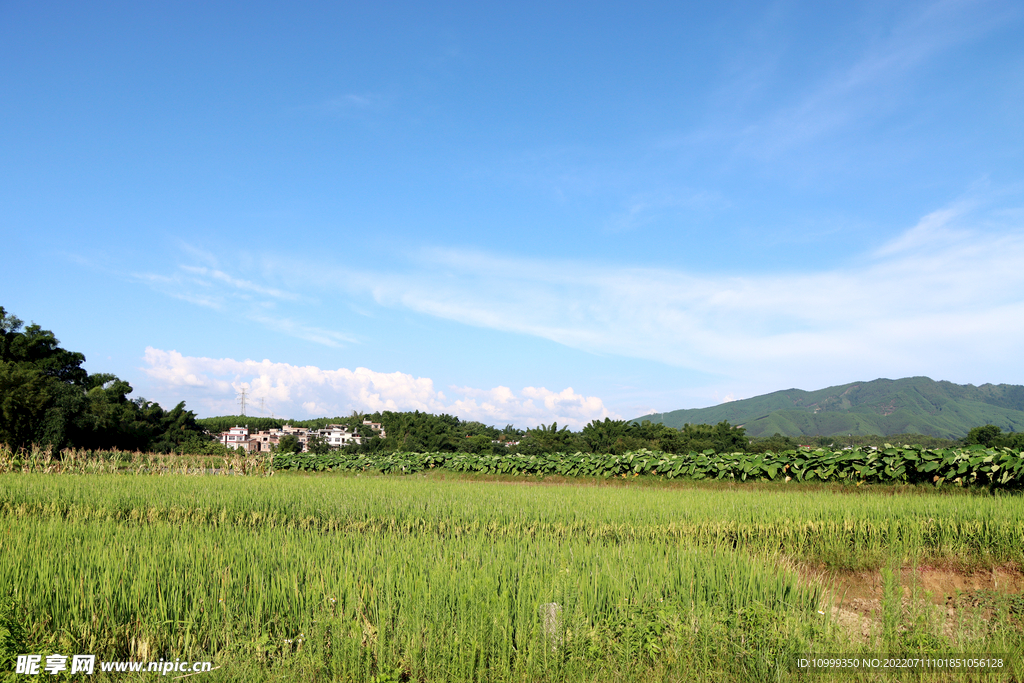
[2,471,1023,681]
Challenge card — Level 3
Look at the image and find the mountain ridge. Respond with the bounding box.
[633,377,1024,439]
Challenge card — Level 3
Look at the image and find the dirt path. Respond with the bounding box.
[799,564,1024,642]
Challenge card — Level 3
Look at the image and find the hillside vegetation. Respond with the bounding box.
[636,377,1024,438]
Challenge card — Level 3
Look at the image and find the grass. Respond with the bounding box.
[3,472,1023,568]
[1,471,1023,681]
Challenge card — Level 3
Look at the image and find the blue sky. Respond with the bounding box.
[3,0,1023,427]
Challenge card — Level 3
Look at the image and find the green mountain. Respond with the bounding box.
[635,377,1024,439]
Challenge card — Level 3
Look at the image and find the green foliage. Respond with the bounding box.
[966,424,1003,447]
[176,433,228,455]
[999,431,1024,449]
[0,361,49,449]
[814,432,960,449]
[676,420,749,453]
[272,443,1024,490]
[747,432,800,454]
[0,306,207,452]
[516,421,578,454]
[965,423,1024,449]
[277,434,301,454]
[375,411,465,452]
[639,376,1024,439]
[0,594,27,674]
[2,474,1023,680]
[1,306,88,449]
[306,434,331,455]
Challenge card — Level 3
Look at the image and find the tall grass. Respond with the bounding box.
[2,474,1023,681]
[2,474,1023,567]
[0,442,272,476]
[0,494,825,681]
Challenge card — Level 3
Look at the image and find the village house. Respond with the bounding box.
[314,420,386,450]
[217,426,251,449]
[250,429,282,453]
[320,424,363,448]
[213,420,386,454]
[362,420,387,439]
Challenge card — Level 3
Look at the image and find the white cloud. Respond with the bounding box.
[180,266,298,301]
[323,203,1024,390]
[137,200,1024,404]
[133,254,355,348]
[141,348,614,428]
[872,202,973,256]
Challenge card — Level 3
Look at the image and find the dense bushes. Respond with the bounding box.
[1,306,208,452]
[273,444,1024,489]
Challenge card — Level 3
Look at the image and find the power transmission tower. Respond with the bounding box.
[259,397,265,416]
[237,388,248,416]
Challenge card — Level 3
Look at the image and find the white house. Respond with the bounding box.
[319,424,362,448]
[217,426,250,448]
[362,420,387,439]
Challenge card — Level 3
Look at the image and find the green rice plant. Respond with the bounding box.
[2,474,1023,680]
[0,514,826,681]
[4,473,1024,568]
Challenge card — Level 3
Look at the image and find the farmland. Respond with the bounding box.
[1,448,1023,681]
[271,444,1024,489]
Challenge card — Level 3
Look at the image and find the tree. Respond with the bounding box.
[148,401,209,453]
[277,434,301,454]
[0,305,206,452]
[997,431,1024,449]
[580,418,644,454]
[747,432,799,454]
[674,421,748,453]
[0,361,49,448]
[307,434,331,455]
[965,424,1002,447]
[516,422,583,455]
[0,306,88,449]
[501,424,525,439]
[176,433,227,455]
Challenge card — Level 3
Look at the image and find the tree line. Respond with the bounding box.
[0,306,207,452]
[198,412,1021,456]
[198,411,758,456]
[963,424,1024,450]
[2,305,1019,455]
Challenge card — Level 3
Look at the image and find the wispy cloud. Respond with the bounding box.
[179,266,298,301]
[142,348,614,427]
[137,200,1024,395]
[872,201,973,256]
[604,190,726,234]
[322,201,1024,389]
[133,251,354,348]
[702,0,1017,157]
[247,314,356,348]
